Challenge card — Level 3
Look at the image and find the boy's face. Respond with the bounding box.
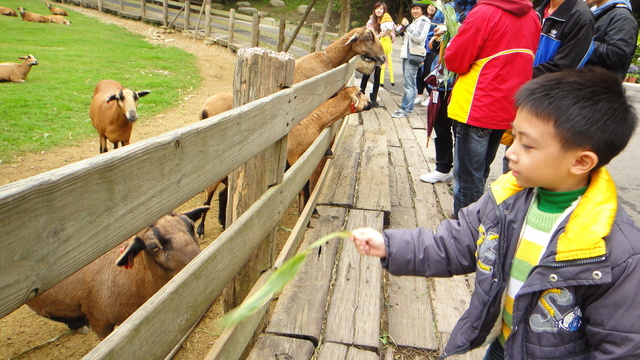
[505,109,591,192]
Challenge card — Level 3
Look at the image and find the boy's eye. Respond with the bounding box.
[521,144,532,150]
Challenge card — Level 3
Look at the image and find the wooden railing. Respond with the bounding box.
[0,49,357,359]
[60,0,339,56]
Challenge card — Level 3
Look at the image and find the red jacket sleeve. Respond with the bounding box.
[444,5,495,74]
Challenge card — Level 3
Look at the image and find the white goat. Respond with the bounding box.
[27,207,209,340]
[0,55,38,83]
[89,79,151,153]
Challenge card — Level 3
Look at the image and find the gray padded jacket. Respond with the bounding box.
[381,169,640,359]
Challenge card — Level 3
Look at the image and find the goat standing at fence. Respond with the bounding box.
[90,79,151,153]
[26,207,209,340]
[0,55,38,83]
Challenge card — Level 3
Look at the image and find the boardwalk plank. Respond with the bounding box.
[266,206,347,343]
[245,334,315,360]
[317,123,363,207]
[356,131,391,223]
[325,209,383,348]
[317,342,379,360]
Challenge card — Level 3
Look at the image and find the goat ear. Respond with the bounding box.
[115,237,145,269]
[137,90,151,98]
[106,94,118,103]
[346,34,359,45]
[181,206,210,223]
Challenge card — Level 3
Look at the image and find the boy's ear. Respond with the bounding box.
[570,151,599,175]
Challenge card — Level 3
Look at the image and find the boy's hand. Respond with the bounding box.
[350,228,387,258]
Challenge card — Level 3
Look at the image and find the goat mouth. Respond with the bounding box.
[361,55,386,66]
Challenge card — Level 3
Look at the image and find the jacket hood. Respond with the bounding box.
[490,167,616,261]
[478,0,534,16]
[593,0,632,16]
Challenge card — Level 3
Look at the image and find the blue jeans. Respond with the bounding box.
[400,58,419,112]
[453,122,505,216]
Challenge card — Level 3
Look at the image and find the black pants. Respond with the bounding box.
[483,339,505,360]
[417,51,438,96]
[433,90,454,174]
[360,65,381,103]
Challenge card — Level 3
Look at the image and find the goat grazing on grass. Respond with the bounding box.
[0,6,17,16]
[45,14,70,25]
[18,7,48,23]
[0,55,38,83]
[90,79,151,153]
[27,207,209,340]
[195,87,372,236]
[46,2,68,16]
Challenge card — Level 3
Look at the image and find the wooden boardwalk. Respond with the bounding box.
[245,88,488,359]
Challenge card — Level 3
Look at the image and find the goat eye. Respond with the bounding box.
[148,244,160,252]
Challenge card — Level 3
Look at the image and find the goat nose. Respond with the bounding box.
[127,110,138,122]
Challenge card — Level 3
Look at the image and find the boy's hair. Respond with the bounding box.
[516,67,638,169]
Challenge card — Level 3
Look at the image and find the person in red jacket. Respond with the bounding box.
[444,0,541,218]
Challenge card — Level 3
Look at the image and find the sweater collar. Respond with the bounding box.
[490,167,616,261]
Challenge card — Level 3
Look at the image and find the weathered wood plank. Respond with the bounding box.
[325,209,383,348]
[376,89,401,148]
[245,334,315,360]
[266,205,347,342]
[407,108,426,130]
[316,123,363,207]
[83,99,344,360]
[317,342,379,360]
[355,131,390,223]
[393,113,418,141]
[401,138,442,228]
[0,60,355,320]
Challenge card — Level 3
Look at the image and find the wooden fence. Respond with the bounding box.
[59,0,339,56]
[0,48,357,359]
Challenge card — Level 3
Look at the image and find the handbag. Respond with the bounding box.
[407,43,426,66]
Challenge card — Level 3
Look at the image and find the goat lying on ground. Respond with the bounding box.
[0,6,17,16]
[45,14,70,25]
[196,87,371,236]
[0,55,38,83]
[27,207,209,340]
[90,79,151,153]
[18,7,48,22]
[46,2,68,16]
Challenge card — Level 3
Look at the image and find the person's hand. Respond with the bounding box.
[401,17,410,26]
[350,228,387,258]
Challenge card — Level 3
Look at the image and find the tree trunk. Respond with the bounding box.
[339,0,350,36]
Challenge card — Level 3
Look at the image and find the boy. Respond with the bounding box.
[350,67,640,359]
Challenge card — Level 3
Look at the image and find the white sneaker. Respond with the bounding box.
[414,96,425,105]
[420,99,430,107]
[420,170,453,183]
[391,109,408,118]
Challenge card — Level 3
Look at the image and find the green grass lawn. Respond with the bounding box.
[0,0,200,163]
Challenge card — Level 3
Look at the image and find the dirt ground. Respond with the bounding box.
[0,5,299,360]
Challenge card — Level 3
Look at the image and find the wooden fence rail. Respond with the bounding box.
[0,48,357,359]
[61,0,339,56]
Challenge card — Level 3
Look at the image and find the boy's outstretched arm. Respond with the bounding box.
[350,228,387,258]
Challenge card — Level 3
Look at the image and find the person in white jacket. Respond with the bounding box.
[391,3,431,118]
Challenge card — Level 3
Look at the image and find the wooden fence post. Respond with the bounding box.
[140,0,146,19]
[251,13,260,47]
[222,48,295,317]
[98,0,102,12]
[228,8,236,47]
[162,0,168,27]
[204,0,211,38]
[184,0,190,30]
[277,19,285,52]
[309,23,319,53]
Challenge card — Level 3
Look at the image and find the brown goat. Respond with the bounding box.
[18,7,48,23]
[199,92,233,120]
[0,55,38,83]
[27,207,209,340]
[45,14,70,25]
[90,79,151,153]
[0,6,17,16]
[195,87,372,236]
[46,2,68,16]
[293,27,386,84]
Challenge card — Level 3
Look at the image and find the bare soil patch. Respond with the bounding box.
[0,6,299,360]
